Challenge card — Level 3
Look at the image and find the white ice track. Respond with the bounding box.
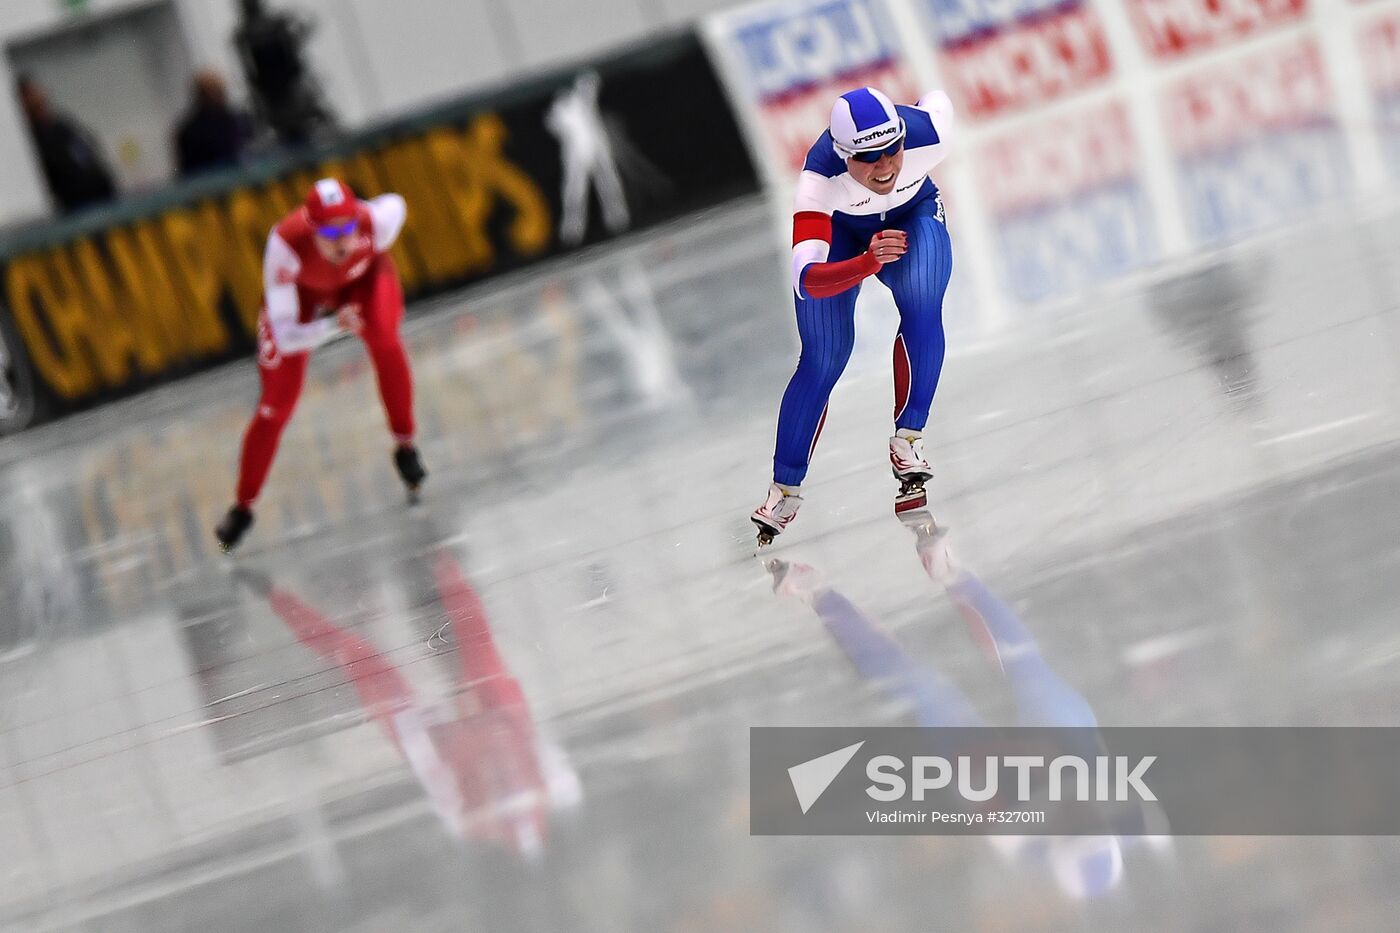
[4,200,1400,931]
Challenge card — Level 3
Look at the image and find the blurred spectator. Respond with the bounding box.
[234,0,336,147]
[175,70,252,177]
[16,74,117,214]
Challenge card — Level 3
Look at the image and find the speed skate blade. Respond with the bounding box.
[752,522,777,548]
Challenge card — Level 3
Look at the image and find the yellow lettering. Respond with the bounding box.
[160,209,231,355]
[223,190,276,332]
[460,114,552,257]
[341,149,425,290]
[379,137,472,282]
[422,127,496,273]
[281,169,317,214]
[68,237,145,383]
[132,219,201,362]
[261,176,298,217]
[190,199,260,338]
[346,152,381,195]
[4,254,99,398]
[106,226,176,372]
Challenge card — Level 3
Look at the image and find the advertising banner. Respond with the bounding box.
[0,32,756,433]
[1162,35,1351,243]
[1126,0,1309,60]
[977,99,1159,302]
[1359,9,1400,177]
[918,0,1115,119]
[704,0,923,180]
[702,0,1400,312]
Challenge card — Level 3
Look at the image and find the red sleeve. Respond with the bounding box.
[792,210,878,298]
[801,252,882,299]
[793,210,832,246]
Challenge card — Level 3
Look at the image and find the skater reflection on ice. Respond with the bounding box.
[0,472,75,662]
[577,258,691,411]
[765,515,1172,899]
[1145,252,1266,416]
[235,548,581,860]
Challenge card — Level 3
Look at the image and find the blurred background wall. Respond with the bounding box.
[4,0,1400,433]
[0,0,741,225]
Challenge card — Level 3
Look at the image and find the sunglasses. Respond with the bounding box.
[316,219,359,239]
[850,138,904,163]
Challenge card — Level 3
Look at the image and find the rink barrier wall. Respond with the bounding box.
[0,31,756,434]
[700,0,1400,336]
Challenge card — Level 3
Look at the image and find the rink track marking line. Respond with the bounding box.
[1252,413,1376,446]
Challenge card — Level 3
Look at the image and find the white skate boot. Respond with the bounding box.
[890,432,933,514]
[751,483,803,546]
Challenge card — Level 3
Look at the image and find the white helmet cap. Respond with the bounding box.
[830,87,905,159]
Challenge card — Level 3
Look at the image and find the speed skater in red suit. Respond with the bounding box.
[216,178,427,552]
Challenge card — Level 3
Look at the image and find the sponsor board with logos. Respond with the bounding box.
[0,33,756,433]
[1163,35,1351,242]
[1126,0,1309,60]
[920,0,1115,119]
[705,0,1400,318]
[1359,8,1400,177]
[707,0,923,178]
[977,100,1158,302]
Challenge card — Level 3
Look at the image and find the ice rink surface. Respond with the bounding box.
[5,199,1400,931]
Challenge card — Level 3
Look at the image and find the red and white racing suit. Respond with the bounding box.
[235,194,413,507]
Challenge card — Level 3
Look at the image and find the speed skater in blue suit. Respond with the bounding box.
[751,85,956,545]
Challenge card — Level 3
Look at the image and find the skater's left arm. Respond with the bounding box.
[914,90,955,146]
[367,193,407,252]
[904,91,955,175]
